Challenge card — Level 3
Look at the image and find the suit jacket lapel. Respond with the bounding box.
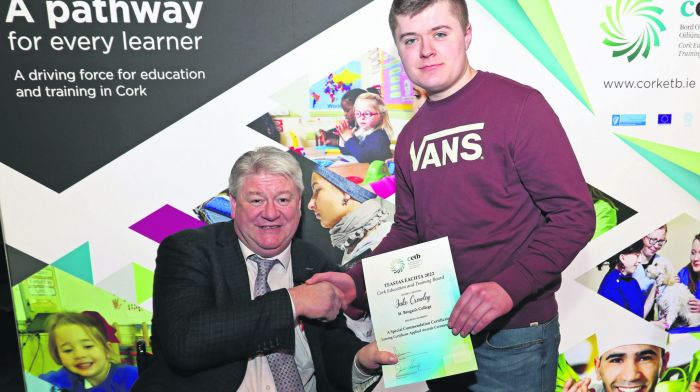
[291,240,323,286]
[216,223,251,300]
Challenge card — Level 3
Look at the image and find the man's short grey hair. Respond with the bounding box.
[228,146,304,197]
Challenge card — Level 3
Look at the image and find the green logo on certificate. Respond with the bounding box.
[390,258,405,274]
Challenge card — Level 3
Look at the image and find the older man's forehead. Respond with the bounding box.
[240,173,299,194]
[242,172,292,186]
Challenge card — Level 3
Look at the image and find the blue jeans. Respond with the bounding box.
[426,315,560,392]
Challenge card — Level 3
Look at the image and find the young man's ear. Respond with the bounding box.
[463,23,473,51]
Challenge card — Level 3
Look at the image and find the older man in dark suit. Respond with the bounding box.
[133,146,395,392]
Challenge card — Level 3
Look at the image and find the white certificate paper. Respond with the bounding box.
[363,237,477,388]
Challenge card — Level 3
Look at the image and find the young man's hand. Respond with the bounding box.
[448,282,513,336]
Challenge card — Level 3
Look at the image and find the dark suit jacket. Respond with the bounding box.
[132,222,366,392]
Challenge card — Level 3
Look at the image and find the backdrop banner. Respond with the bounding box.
[2,1,699,391]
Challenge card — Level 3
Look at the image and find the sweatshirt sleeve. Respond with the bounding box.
[490,91,596,306]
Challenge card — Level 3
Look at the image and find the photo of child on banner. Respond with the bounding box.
[577,214,700,333]
[596,239,656,320]
[13,265,151,391]
[244,49,418,201]
[39,312,138,392]
[337,92,394,163]
[321,88,375,148]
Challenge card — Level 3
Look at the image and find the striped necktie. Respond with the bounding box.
[249,254,305,392]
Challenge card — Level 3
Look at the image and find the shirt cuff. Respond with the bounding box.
[347,263,370,318]
[352,352,381,392]
[285,289,298,320]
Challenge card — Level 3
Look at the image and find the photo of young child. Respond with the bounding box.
[338,92,394,163]
[596,239,654,319]
[317,88,374,148]
[39,312,137,392]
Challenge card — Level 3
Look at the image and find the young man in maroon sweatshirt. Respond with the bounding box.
[309,0,595,390]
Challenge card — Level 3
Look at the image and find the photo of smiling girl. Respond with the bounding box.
[40,312,137,392]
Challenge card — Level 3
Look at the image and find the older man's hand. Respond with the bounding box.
[357,342,398,371]
[288,282,343,320]
[306,272,357,309]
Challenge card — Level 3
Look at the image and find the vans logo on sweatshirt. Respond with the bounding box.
[409,123,484,171]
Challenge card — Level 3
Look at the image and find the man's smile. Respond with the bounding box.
[612,385,645,392]
[257,225,282,230]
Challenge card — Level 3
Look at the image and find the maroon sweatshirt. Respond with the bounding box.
[348,71,595,329]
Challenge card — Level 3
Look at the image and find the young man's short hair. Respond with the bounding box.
[388,0,469,36]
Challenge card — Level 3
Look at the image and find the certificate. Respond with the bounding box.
[363,237,477,388]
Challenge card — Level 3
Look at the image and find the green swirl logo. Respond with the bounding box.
[601,0,666,62]
[390,259,405,274]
